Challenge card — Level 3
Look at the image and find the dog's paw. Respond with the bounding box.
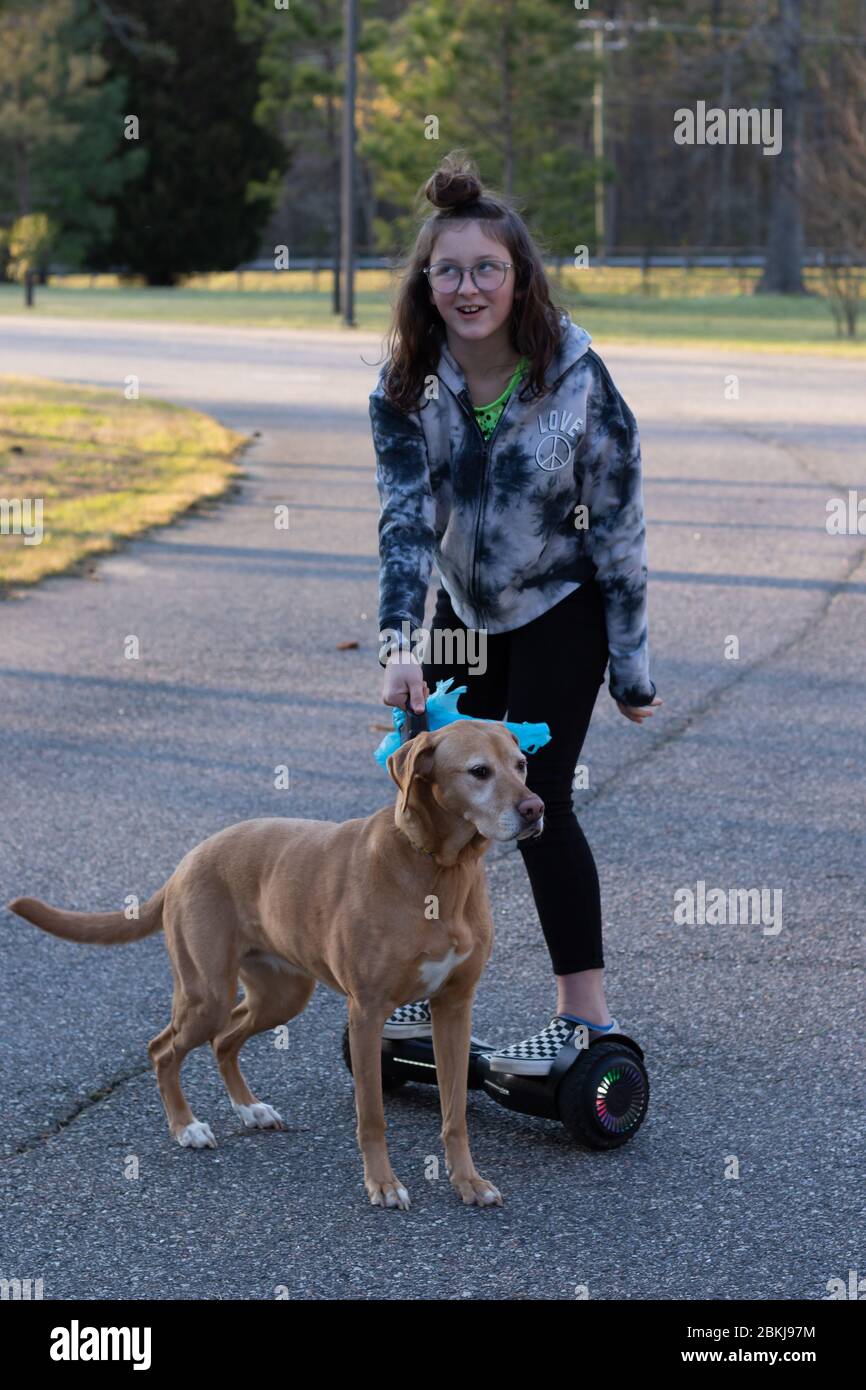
[366,1177,411,1210]
[176,1119,217,1149]
[231,1100,286,1130]
[451,1173,503,1207]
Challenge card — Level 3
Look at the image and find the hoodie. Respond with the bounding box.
[369,312,657,707]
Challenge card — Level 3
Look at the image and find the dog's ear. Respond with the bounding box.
[387,733,437,814]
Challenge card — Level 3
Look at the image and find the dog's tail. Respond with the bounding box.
[7,884,166,945]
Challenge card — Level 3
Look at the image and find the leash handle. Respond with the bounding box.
[400,690,429,743]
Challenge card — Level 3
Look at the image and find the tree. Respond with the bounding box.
[235,0,356,313]
[360,0,597,260]
[235,1,402,311]
[804,46,866,337]
[0,0,144,284]
[90,0,287,284]
[0,212,56,305]
[757,0,806,294]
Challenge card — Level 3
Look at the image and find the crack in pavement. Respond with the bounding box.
[1,1061,153,1163]
[488,494,866,857]
[729,423,851,494]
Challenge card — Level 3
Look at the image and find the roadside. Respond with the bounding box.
[0,375,246,592]
[1,277,863,357]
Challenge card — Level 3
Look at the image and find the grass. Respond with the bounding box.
[0,265,863,354]
[0,376,247,592]
[559,290,866,354]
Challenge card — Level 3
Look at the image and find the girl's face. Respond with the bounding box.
[426,223,516,349]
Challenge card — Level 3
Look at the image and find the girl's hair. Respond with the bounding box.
[380,149,567,414]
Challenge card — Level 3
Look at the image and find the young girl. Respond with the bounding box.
[369,150,661,1074]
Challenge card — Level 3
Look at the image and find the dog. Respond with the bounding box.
[8,720,544,1210]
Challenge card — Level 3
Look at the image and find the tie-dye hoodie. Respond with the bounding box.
[370,312,657,707]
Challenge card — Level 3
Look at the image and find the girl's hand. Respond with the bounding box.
[382,651,429,714]
[616,695,663,724]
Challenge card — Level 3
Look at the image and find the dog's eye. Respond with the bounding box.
[517,760,527,773]
[469,765,491,779]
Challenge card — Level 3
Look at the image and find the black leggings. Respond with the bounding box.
[420,579,610,975]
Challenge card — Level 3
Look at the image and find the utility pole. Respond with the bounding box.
[592,26,605,263]
[576,20,627,264]
[340,0,358,327]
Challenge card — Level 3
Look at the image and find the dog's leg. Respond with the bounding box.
[148,892,239,1149]
[347,1001,410,1210]
[148,989,236,1148]
[429,988,502,1207]
[212,959,314,1130]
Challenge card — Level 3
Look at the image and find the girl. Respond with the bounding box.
[369,150,661,1074]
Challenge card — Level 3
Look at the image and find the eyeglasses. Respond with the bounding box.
[423,258,513,294]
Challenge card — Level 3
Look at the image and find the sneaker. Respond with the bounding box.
[383,1000,433,1039]
[482,1013,620,1077]
[382,999,496,1050]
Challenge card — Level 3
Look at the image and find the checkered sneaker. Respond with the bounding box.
[382,999,432,1039]
[381,999,497,1050]
[483,1014,618,1077]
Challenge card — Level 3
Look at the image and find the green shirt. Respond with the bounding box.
[473,356,529,439]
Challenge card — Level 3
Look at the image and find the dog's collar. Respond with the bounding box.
[396,819,438,857]
[398,823,485,868]
[404,832,436,857]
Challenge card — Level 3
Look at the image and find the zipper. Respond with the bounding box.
[454,379,521,613]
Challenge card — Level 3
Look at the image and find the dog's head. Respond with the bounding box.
[386,721,544,844]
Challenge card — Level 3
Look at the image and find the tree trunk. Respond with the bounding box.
[757,0,806,294]
[500,1,516,199]
[326,89,340,315]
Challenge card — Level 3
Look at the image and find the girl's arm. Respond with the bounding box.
[369,383,436,662]
[580,351,658,709]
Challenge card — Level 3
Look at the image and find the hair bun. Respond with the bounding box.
[425,150,483,211]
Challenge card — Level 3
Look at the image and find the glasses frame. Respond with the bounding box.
[423,258,514,295]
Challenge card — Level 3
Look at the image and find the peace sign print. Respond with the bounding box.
[535,433,574,471]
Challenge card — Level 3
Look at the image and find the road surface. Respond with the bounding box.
[0,316,863,1300]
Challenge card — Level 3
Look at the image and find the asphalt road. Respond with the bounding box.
[0,316,863,1301]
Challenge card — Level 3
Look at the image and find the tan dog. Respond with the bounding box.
[8,720,544,1210]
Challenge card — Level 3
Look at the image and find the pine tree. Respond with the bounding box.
[91,0,287,284]
[0,0,143,276]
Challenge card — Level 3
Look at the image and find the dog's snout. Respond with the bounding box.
[516,794,544,825]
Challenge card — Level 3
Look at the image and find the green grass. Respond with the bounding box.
[560,291,866,354]
[0,284,349,329]
[0,376,246,591]
[0,266,863,354]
